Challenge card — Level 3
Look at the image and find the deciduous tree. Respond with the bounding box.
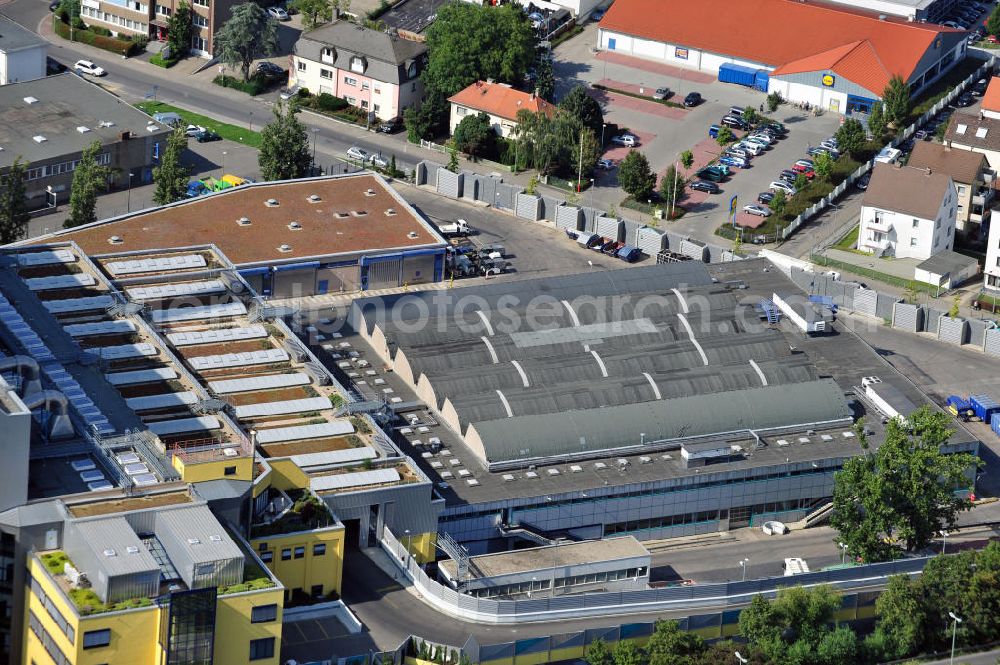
[584,639,612,665]
[0,159,30,244]
[882,75,911,128]
[679,149,694,173]
[213,2,279,82]
[658,165,683,206]
[646,619,704,665]
[769,188,786,216]
[453,112,496,159]
[535,56,555,103]
[166,1,192,58]
[831,407,979,563]
[618,149,655,200]
[152,126,190,205]
[987,4,1000,39]
[66,141,110,228]
[258,102,312,180]
[835,118,866,159]
[292,0,332,30]
[813,151,834,181]
[867,101,887,141]
[560,84,604,136]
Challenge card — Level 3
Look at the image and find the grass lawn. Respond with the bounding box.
[135,101,262,148]
[832,224,860,251]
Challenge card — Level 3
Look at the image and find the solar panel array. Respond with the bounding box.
[290,447,376,468]
[188,348,288,371]
[255,420,355,444]
[105,254,206,276]
[43,295,114,314]
[0,291,112,434]
[310,468,400,492]
[17,249,76,266]
[124,391,197,411]
[207,372,310,395]
[64,320,137,338]
[25,273,97,291]
[105,367,178,386]
[148,416,220,436]
[126,280,226,301]
[233,396,331,419]
[166,325,266,347]
[97,343,158,360]
[150,302,247,323]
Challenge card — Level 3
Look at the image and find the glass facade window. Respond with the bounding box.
[162,587,217,665]
[281,548,291,561]
[251,604,278,623]
[313,543,326,556]
[261,551,273,563]
[83,629,111,649]
[249,637,275,660]
[293,547,305,559]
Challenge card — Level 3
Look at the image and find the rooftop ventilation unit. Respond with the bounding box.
[385,208,397,216]
[365,188,376,197]
[308,194,321,202]
[277,244,292,253]
[76,126,91,133]
[335,211,350,218]
[99,121,115,128]
[126,546,139,554]
[265,198,279,207]
[288,221,302,230]
[407,231,418,239]
[103,549,116,557]
[352,210,368,217]
[32,135,46,143]
[209,535,222,542]
[237,216,251,226]
[188,538,201,545]
[23,96,37,105]
[108,235,124,245]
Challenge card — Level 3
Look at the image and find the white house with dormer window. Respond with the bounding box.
[858,163,957,260]
[944,111,1000,171]
[289,21,427,122]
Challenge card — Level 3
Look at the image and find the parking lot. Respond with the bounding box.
[553,23,842,244]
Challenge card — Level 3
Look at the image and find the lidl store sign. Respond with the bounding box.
[822,74,835,87]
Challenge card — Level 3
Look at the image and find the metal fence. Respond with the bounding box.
[782,56,996,241]
[380,528,929,624]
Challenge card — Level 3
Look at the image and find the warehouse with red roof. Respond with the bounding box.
[597,0,967,114]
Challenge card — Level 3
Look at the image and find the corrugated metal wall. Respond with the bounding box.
[678,238,708,262]
[595,216,623,241]
[635,227,668,254]
[555,206,582,231]
[892,302,922,333]
[937,316,968,345]
[437,169,464,198]
[516,193,542,220]
[540,196,563,221]
[853,289,878,318]
[367,258,402,290]
[984,328,1000,357]
[272,268,317,299]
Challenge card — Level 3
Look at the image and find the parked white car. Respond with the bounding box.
[370,154,389,169]
[737,141,763,156]
[611,134,638,147]
[74,59,106,77]
[769,181,797,196]
[267,5,289,20]
[346,146,370,161]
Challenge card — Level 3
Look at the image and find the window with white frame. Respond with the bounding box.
[297,60,306,72]
[344,76,357,85]
[320,69,333,80]
[350,56,365,73]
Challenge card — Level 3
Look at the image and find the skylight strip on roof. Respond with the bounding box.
[105,254,206,276]
[149,302,247,323]
[126,280,226,301]
[105,367,178,386]
[310,468,399,492]
[232,396,332,419]
[255,420,355,443]
[166,325,266,347]
[188,348,289,371]
[207,372,310,394]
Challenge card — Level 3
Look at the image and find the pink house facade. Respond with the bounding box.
[289,21,428,122]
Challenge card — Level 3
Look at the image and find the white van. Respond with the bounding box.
[737,141,763,156]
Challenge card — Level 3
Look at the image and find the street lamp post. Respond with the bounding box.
[739,558,749,582]
[403,529,410,561]
[126,172,134,212]
[735,651,749,665]
[941,530,949,555]
[221,150,227,177]
[948,611,962,665]
[838,542,849,565]
[601,123,607,149]
[249,111,254,131]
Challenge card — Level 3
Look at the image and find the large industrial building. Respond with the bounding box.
[341,260,977,553]
[34,174,449,297]
[597,0,967,114]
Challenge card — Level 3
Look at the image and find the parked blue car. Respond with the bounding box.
[185,181,208,198]
[718,156,746,169]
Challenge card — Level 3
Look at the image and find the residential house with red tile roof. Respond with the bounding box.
[597,0,967,114]
[981,76,1000,120]
[448,80,558,139]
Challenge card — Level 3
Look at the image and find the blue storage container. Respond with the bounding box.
[753,69,770,92]
[718,63,759,87]
[991,412,1000,436]
[970,394,1000,421]
[946,395,973,419]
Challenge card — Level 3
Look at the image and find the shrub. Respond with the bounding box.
[149,52,177,68]
[88,24,111,36]
[213,73,268,96]
[316,92,348,112]
[52,17,143,56]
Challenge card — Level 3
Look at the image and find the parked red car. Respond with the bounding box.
[791,164,816,178]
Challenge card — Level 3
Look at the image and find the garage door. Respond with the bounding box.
[366,259,401,290]
[317,265,360,293]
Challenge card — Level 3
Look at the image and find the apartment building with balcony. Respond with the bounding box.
[290,21,428,122]
[858,162,957,260]
[907,140,993,239]
[79,0,238,57]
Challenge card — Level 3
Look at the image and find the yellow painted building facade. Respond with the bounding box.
[23,555,283,665]
[251,525,345,601]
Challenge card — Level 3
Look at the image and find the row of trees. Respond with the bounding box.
[585,544,1000,665]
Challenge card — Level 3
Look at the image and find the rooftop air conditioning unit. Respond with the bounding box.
[237,217,251,226]
[265,198,279,207]
[308,194,321,202]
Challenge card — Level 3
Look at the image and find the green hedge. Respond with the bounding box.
[149,52,177,68]
[213,73,269,96]
[52,16,143,56]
